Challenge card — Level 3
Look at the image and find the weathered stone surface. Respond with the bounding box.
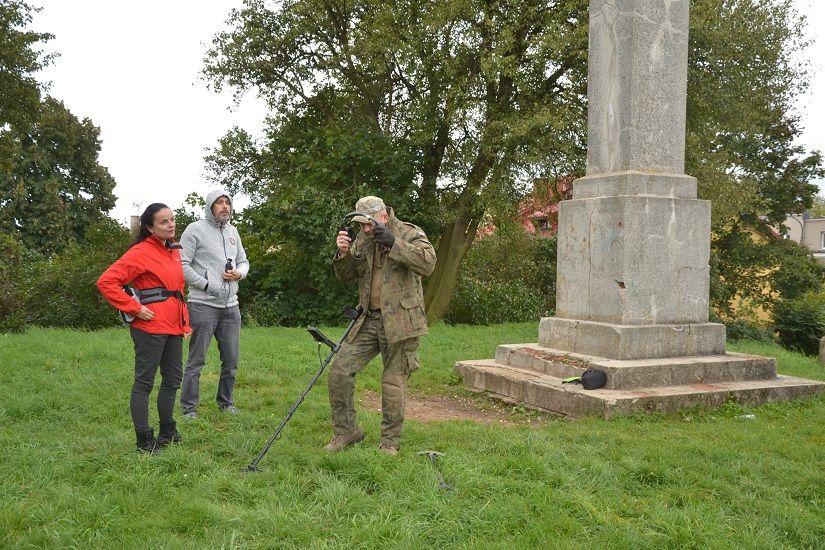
[538,318,725,360]
[586,0,691,175]
[492,344,775,390]
[455,359,825,419]
[574,171,697,200]
[555,194,712,325]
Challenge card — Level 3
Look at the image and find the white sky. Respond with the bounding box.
[31,1,268,225]
[30,0,825,225]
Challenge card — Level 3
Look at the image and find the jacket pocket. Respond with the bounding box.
[399,298,424,332]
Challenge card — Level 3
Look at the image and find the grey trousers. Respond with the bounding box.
[180,302,241,413]
[129,326,182,432]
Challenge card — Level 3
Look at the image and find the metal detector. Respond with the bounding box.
[246,305,364,471]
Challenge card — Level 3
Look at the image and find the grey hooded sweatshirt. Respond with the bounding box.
[180,190,250,308]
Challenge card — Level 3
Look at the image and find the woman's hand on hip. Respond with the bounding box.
[136,306,155,321]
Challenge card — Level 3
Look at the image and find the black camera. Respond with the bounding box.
[225,258,233,272]
[339,226,357,241]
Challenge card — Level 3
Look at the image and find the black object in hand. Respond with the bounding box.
[340,226,357,242]
[225,258,233,272]
[372,220,395,248]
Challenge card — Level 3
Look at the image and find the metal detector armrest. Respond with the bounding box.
[307,326,338,351]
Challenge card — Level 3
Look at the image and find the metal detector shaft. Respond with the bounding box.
[247,307,363,471]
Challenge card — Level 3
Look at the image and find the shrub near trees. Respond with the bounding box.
[445,225,557,325]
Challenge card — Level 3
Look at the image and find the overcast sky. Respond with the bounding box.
[31,0,825,225]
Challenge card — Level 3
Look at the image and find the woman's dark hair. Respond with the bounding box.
[130,203,171,248]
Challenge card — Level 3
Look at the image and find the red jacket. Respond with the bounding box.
[97,235,191,336]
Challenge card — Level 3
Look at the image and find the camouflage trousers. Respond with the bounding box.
[328,311,420,447]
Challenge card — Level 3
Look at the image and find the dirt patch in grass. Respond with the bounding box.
[359,389,547,426]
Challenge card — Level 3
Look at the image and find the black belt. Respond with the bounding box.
[132,287,184,304]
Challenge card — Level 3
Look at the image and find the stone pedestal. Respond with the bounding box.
[454,0,825,416]
[456,345,823,419]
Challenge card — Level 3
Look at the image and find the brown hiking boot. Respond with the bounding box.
[324,428,364,452]
[378,444,399,456]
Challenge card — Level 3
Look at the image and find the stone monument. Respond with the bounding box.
[456,0,825,417]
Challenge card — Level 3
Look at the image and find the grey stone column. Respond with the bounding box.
[540,0,725,359]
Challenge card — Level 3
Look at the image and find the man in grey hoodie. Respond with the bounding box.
[179,190,250,418]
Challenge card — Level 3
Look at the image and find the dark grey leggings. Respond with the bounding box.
[129,326,183,432]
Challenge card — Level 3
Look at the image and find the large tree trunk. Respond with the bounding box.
[424,140,493,322]
[424,209,480,322]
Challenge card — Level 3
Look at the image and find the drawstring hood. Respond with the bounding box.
[205,189,232,228]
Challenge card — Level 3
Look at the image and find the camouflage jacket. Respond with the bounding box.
[333,209,436,344]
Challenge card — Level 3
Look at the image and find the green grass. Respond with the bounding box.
[1,323,824,549]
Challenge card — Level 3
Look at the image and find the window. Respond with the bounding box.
[821,231,825,250]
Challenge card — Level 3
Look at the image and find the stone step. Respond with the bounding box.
[494,344,777,390]
[455,360,825,419]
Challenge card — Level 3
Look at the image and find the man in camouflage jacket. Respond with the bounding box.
[327,196,436,455]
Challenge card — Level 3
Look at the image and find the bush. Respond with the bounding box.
[445,226,557,325]
[724,319,775,343]
[21,219,131,330]
[773,291,825,355]
[0,232,28,332]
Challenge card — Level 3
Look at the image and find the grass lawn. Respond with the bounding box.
[1,323,824,549]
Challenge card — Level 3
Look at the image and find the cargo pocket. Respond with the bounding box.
[400,298,424,332]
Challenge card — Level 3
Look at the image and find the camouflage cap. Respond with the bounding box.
[352,196,386,223]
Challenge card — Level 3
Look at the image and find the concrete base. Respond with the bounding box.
[539,317,726,360]
[456,343,825,419]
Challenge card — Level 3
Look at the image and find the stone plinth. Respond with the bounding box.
[538,318,724,360]
[555,193,713,326]
[456,344,825,419]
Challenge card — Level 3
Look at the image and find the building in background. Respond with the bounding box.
[783,214,825,265]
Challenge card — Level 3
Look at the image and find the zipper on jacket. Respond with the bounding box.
[221,226,230,307]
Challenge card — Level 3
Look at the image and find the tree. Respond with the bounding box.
[687,0,823,226]
[0,97,117,255]
[205,0,589,321]
[0,0,52,133]
[173,191,206,237]
[808,195,825,219]
[1,1,117,256]
[205,0,822,321]
[710,222,824,320]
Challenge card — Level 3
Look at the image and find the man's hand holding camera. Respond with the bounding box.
[336,230,352,257]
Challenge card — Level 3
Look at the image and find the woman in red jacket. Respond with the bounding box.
[98,203,191,453]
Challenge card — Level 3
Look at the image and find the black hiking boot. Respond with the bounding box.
[156,420,181,447]
[135,428,158,454]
